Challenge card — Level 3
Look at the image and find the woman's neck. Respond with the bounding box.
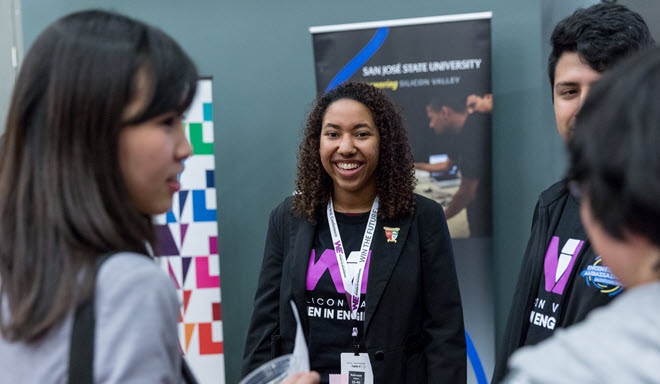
[332,188,377,213]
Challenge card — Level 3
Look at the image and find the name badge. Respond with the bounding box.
[340,353,373,384]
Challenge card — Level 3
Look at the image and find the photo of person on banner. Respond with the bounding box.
[415,93,492,238]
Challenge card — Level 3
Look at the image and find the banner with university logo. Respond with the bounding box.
[310,13,493,383]
[154,78,225,384]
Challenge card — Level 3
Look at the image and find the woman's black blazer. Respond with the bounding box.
[242,194,466,383]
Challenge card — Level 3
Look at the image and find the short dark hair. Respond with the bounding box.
[293,82,416,222]
[428,94,468,113]
[0,10,197,342]
[568,46,660,247]
[548,3,654,88]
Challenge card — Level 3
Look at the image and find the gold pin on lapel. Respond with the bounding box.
[384,227,400,243]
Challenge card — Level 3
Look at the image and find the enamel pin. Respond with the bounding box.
[384,227,400,243]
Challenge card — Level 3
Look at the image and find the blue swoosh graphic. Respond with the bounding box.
[466,330,488,384]
[324,27,389,94]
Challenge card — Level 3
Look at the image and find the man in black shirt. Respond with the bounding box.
[492,4,654,382]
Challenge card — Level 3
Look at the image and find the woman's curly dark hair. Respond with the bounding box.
[293,82,416,222]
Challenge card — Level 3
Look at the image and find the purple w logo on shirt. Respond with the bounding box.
[306,249,370,293]
[544,236,584,295]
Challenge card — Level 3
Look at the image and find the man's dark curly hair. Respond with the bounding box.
[548,3,654,89]
[293,82,416,223]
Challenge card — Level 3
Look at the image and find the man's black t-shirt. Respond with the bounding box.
[523,195,622,346]
[306,211,371,383]
[456,112,492,237]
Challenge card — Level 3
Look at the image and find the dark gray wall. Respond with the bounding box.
[620,0,660,42]
[0,0,22,135]
[19,0,603,382]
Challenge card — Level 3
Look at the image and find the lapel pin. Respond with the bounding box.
[384,227,400,243]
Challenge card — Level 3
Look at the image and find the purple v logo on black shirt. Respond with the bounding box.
[306,249,371,294]
[543,237,584,295]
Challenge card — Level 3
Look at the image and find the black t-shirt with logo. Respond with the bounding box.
[306,211,371,383]
[523,195,623,346]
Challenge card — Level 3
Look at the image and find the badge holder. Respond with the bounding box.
[339,325,373,384]
[340,352,373,384]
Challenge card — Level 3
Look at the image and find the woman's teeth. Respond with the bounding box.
[337,163,359,170]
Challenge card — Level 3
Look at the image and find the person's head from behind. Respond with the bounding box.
[293,82,416,222]
[548,2,653,142]
[0,10,197,342]
[568,47,660,289]
[426,94,468,134]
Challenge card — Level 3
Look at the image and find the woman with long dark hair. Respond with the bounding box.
[0,10,198,382]
[243,82,466,383]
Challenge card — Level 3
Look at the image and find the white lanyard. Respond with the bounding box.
[326,196,379,327]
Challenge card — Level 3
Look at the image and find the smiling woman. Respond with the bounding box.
[243,82,467,383]
[293,82,416,222]
[319,99,380,213]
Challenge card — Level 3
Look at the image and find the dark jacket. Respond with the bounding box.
[242,194,466,383]
[492,181,616,383]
